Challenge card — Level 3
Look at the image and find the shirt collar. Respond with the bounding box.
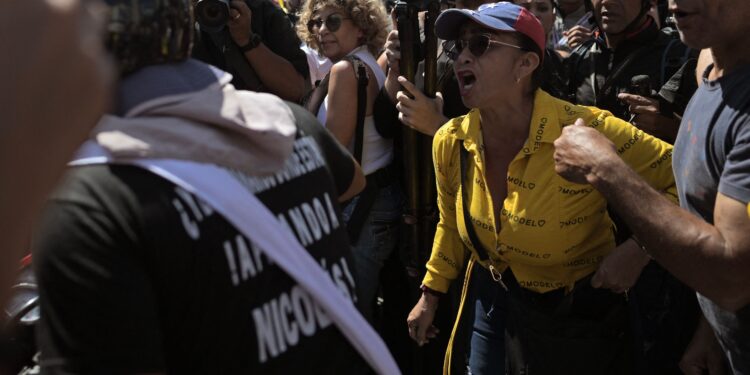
[453,89,565,157]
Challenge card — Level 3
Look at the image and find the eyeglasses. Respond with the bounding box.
[443,34,522,60]
[307,13,350,33]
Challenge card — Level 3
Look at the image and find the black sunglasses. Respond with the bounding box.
[307,13,350,33]
[443,34,522,60]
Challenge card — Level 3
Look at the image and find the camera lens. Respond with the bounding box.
[196,0,230,32]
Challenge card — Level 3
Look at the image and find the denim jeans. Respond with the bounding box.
[467,263,508,375]
[342,183,404,322]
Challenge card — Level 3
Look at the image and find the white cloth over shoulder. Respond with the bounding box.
[93,65,296,176]
[302,44,333,86]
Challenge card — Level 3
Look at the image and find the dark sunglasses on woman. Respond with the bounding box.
[443,33,521,60]
[307,13,350,33]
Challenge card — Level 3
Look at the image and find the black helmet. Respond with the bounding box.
[105,0,194,75]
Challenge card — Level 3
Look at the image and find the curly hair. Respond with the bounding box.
[296,0,390,57]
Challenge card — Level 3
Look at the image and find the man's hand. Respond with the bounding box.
[591,239,651,293]
[618,93,680,143]
[228,0,253,46]
[407,292,440,346]
[564,25,593,50]
[383,29,403,103]
[395,76,447,136]
[679,317,728,375]
[553,119,620,185]
[384,30,401,77]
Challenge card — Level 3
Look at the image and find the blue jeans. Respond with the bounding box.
[467,263,508,375]
[342,183,404,322]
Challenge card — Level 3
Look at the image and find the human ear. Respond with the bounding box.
[516,51,540,80]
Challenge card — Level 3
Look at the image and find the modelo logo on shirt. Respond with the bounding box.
[519,279,565,290]
[469,214,495,233]
[617,130,643,155]
[559,214,590,229]
[532,117,548,152]
[507,176,536,190]
[563,255,603,267]
[557,186,593,195]
[499,242,552,260]
[500,208,546,227]
[650,149,672,169]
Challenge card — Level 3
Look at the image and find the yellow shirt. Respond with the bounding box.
[423,90,677,293]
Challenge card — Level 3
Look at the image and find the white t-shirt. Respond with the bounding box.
[316,46,392,176]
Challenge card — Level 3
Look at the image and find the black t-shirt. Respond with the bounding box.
[33,111,364,374]
[191,0,309,91]
[567,22,695,120]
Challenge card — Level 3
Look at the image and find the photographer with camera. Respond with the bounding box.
[191,0,309,102]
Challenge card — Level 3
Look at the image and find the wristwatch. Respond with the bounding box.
[239,33,262,53]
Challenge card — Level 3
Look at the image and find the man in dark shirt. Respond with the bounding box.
[191,0,309,102]
[31,0,379,373]
[565,2,702,373]
[553,0,750,372]
[567,0,694,143]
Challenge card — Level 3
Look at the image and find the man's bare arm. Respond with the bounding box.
[554,121,750,312]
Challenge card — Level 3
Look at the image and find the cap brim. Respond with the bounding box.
[434,8,517,40]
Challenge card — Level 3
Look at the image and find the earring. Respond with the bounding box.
[515,76,521,83]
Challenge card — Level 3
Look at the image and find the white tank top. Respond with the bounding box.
[316,46,392,175]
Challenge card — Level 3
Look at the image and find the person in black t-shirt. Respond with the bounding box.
[191,0,310,102]
[35,110,366,374]
[31,0,372,373]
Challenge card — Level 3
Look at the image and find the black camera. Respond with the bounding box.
[195,0,231,32]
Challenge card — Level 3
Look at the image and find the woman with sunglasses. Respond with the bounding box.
[406,2,677,373]
[297,0,403,324]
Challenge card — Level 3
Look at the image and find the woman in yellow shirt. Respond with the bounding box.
[405,2,676,373]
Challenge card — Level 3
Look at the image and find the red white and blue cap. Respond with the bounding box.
[435,2,546,57]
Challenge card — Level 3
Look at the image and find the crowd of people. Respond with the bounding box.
[1,0,749,374]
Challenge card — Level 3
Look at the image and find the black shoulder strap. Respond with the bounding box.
[459,141,489,261]
[304,56,369,164]
[304,75,330,114]
[346,56,369,164]
[595,43,654,104]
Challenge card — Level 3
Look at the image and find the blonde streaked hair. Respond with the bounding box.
[296,0,390,57]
